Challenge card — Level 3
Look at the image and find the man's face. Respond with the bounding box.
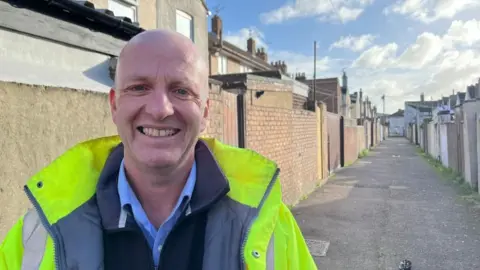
[109,34,209,170]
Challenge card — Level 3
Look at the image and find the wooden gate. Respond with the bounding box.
[222,91,238,147]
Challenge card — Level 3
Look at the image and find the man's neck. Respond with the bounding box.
[123,155,194,228]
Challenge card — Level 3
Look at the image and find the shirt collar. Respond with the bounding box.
[118,159,197,211]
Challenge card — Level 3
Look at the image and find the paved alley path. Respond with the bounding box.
[293,138,480,270]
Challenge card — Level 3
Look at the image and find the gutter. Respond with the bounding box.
[6,0,144,41]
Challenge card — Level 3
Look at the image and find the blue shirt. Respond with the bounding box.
[117,159,197,267]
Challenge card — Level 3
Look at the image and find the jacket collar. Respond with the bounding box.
[96,140,230,230]
[25,136,279,226]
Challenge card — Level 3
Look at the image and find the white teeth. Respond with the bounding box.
[142,128,177,137]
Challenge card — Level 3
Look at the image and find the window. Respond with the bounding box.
[176,10,194,41]
[108,0,137,22]
[217,55,228,74]
[240,65,252,73]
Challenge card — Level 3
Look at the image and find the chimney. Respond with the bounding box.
[247,38,256,54]
[420,92,424,102]
[281,61,287,74]
[211,15,223,40]
[359,88,363,117]
[256,47,268,62]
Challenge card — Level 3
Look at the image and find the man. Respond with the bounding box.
[0,29,317,269]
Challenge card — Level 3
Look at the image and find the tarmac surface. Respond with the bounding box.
[293,137,480,270]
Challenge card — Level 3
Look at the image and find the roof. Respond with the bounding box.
[467,85,476,99]
[350,92,358,103]
[209,32,274,71]
[449,95,457,108]
[3,0,144,41]
[457,92,466,103]
[405,100,440,108]
[390,109,404,117]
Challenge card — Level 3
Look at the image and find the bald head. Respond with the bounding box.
[114,29,209,101]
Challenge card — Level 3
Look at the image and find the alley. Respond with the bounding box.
[294,138,480,270]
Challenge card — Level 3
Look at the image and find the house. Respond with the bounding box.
[298,77,341,114]
[466,80,479,101]
[404,93,439,127]
[208,15,279,76]
[388,109,405,137]
[89,0,209,60]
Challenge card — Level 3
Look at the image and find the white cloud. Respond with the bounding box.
[221,17,480,114]
[396,32,443,68]
[259,0,374,24]
[274,51,330,75]
[443,19,480,47]
[384,0,480,23]
[223,27,269,51]
[348,19,480,113]
[330,34,376,52]
[351,43,398,68]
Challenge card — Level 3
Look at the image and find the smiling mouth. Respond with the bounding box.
[137,127,180,137]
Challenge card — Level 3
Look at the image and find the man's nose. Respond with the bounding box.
[144,89,174,119]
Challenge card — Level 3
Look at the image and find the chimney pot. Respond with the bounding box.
[247,38,256,54]
[211,15,223,40]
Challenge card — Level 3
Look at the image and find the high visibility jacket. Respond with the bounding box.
[0,136,317,270]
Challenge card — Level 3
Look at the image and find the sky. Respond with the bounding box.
[205,0,480,114]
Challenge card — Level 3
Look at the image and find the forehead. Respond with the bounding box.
[116,41,202,84]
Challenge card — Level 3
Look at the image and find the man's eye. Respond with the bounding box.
[174,88,189,95]
[130,85,147,91]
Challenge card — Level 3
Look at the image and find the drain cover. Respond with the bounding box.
[305,239,330,257]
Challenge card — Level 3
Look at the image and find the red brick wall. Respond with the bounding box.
[293,93,307,110]
[245,85,319,205]
[203,84,224,140]
[205,76,328,205]
[202,84,238,146]
[344,126,358,165]
[292,109,318,199]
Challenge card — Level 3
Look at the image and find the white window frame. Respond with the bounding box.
[217,55,228,75]
[176,10,194,41]
[240,65,252,73]
[108,0,138,23]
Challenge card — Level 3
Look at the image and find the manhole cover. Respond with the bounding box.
[305,239,330,257]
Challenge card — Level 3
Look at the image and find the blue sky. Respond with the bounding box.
[205,0,480,113]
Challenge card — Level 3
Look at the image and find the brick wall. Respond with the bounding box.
[317,103,328,181]
[357,126,366,153]
[202,83,224,140]
[202,83,238,147]
[301,78,340,113]
[293,93,307,109]
[344,126,359,165]
[243,76,322,205]
[292,109,318,199]
[326,112,341,172]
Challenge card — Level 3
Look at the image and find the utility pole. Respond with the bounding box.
[381,94,385,114]
[313,40,317,105]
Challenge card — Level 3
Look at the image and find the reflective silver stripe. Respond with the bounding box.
[118,208,128,228]
[21,209,48,270]
[266,235,275,270]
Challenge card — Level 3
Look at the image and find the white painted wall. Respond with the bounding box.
[439,124,449,167]
[0,28,112,93]
[388,116,404,136]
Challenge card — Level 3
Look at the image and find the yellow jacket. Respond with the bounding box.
[0,136,317,270]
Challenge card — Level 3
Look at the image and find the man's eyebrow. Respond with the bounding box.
[123,74,151,82]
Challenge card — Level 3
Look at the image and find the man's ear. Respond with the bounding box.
[200,99,210,132]
[109,89,117,124]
